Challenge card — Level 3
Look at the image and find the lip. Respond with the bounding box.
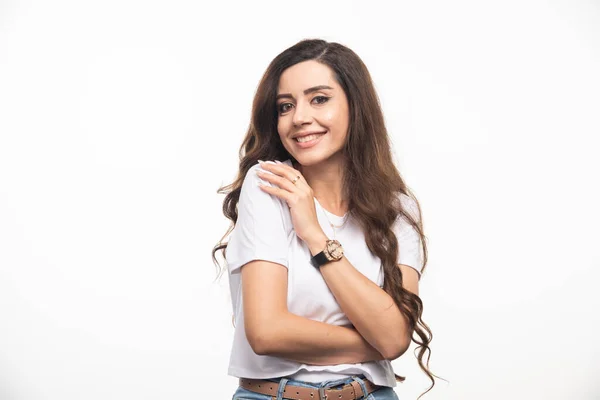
[292,130,327,139]
[293,132,326,149]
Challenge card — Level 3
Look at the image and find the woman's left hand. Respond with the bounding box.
[256,161,324,244]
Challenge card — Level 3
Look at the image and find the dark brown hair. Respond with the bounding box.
[212,38,439,398]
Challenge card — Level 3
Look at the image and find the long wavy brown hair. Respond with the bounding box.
[212,38,439,399]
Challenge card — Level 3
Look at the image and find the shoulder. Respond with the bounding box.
[238,162,273,200]
[237,160,293,229]
[397,192,420,222]
[242,162,263,187]
[240,159,296,195]
[243,160,288,187]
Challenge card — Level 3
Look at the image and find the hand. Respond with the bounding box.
[255,161,325,244]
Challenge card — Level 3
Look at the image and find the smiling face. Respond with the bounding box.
[276,60,350,166]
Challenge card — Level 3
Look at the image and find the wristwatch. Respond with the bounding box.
[310,239,344,268]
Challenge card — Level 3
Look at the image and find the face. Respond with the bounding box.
[276,60,350,166]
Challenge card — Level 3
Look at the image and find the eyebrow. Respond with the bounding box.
[276,85,334,101]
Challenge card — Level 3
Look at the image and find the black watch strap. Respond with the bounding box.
[310,251,330,268]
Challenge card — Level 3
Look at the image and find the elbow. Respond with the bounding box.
[246,312,288,356]
[247,322,281,356]
[247,331,271,356]
[384,338,411,361]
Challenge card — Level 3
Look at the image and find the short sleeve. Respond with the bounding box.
[392,194,424,280]
[226,161,291,275]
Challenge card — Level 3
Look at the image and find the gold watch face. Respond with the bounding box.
[326,239,344,261]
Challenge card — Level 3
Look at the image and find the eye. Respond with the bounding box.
[278,96,330,115]
[278,102,293,114]
[312,95,330,105]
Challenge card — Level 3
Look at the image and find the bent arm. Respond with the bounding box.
[241,259,386,365]
[305,232,420,360]
[257,313,386,365]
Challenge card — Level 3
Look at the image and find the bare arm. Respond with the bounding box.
[260,313,386,365]
[305,232,420,360]
[245,162,422,361]
[241,260,386,365]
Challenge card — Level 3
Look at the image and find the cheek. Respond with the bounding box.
[323,110,335,123]
[322,108,347,131]
[277,115,290,131]
[277,118,290,141]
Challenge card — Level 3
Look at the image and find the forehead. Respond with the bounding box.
[278,60,338,93]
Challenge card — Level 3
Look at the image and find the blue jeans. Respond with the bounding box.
[232,374,399,400]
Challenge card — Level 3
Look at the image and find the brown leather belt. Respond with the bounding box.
[239,377,383,400]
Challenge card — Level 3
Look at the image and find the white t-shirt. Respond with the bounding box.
[226,159,423,387]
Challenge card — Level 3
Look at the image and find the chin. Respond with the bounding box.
[291,153,326,167]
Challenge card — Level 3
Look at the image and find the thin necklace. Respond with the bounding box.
[317,200,349,240]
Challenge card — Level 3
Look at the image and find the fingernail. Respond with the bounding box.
[274,160,282,164]
[257,160,265,165]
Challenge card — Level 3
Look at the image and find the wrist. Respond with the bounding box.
[305,231,330,256]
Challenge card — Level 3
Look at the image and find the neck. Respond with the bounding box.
[293,155,348,216]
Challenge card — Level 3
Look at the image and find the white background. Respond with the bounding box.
[1,0,599,399]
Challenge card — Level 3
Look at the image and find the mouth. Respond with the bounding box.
[293,131,326,142]
[293,131,326,149]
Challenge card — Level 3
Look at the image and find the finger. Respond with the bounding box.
[258,183,292,205]
[261,162,303,184]
[256,170,297,193]
[274,161,303,180]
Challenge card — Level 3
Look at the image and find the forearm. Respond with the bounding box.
[306,233,410,359]
[260,312,386,365]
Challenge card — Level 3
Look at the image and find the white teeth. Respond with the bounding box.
[296,133,323,143]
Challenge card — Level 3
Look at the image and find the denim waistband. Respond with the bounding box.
[263,373,369,389]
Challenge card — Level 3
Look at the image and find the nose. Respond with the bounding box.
[292,101,313,127]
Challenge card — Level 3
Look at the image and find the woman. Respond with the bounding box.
[213,38,436,400]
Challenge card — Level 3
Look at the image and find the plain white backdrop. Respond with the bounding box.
[1,0,599,399]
